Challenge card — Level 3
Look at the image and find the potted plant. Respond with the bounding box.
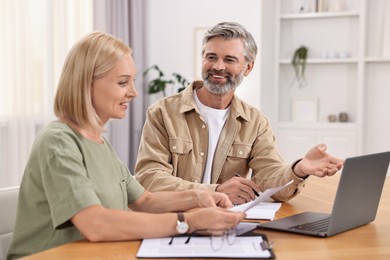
[291,45,308,88]
[143,65,190,97]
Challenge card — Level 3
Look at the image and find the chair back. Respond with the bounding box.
[0,186,19,260]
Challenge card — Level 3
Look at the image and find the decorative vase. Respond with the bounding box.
[328,114,337,122]
[339,112,349,122]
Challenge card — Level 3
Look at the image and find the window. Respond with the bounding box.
[0,0,93,187]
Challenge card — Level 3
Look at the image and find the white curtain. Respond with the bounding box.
[128,0,147,173]
[0,0,93,188]
[94,0,147,173]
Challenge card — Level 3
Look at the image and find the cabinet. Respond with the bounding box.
[273,0,390,161]
[277,123,357,162]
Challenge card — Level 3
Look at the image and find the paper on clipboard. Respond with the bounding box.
[136,235,274,258]
[230,180,293,213]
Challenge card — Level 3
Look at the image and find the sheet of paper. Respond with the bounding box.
[236,221,258,235]
[245,202,282,220]
[230,180,293,213]
[137,235,272,258]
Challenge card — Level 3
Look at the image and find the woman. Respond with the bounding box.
[7,32,245,259]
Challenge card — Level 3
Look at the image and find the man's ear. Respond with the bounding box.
[244,61,255,76]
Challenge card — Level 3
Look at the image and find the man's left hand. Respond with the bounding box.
[293,143,344,178]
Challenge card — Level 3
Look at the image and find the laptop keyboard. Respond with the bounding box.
[289,217,330,233]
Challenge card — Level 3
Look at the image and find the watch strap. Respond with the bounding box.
[176,212,189,234]
[177,212,185,222]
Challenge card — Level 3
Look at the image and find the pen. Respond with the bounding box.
[235,173,260,197]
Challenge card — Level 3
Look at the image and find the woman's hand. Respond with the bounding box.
[185,207,245,233]
[193,190,234,208]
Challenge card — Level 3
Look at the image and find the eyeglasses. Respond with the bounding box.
[210,228,236,251]
[168,228,237,251]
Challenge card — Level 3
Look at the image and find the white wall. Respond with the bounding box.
[144,0,264,110]
[259,0,276,122]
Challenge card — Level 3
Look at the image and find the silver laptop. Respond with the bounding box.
[258,151,390,237]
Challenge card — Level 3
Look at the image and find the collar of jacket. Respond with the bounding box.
[179,80,250,122]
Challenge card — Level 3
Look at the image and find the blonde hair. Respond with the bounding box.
[54,31,132,131]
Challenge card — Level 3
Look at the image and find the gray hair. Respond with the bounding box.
[202,22,258,63]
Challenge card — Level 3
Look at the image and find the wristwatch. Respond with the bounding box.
[176,212,189,234]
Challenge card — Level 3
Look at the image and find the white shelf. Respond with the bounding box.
[277,122,358,130]
[280,11,360,20]
[279,58,359,64]
[274,0,365,159]
[275,0,390,158]
[364,57,390,63]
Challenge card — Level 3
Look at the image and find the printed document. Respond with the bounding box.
[245,202,282,220]
[230,180,293,213]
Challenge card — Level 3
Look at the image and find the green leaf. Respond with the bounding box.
[144,65,190,96]
[291,46,308,86]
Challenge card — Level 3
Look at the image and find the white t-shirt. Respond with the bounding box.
[194,90,230,184]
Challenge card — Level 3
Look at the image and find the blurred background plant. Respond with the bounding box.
[291,45,308,88]
[143,65,190,97]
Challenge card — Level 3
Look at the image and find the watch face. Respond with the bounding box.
[177,221,189,234]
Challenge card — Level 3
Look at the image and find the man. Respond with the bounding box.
[135,22,343,205]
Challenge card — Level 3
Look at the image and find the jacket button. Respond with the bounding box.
[172,145,177,150]
[200,152,205,157]
[239,150,243,155]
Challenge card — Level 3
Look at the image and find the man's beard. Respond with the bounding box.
[202,69,245,95]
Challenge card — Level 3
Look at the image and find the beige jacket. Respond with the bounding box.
[135,81,306,201]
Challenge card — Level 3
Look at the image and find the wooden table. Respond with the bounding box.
[23,175,390,260]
